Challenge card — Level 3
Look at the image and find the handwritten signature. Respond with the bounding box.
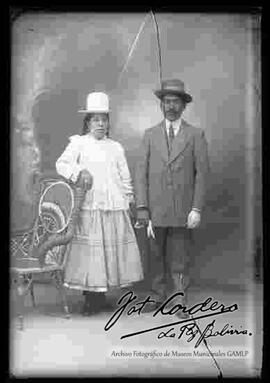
[104,291,252,347]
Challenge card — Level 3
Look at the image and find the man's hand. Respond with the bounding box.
[146,220,155,239]
[77,169,93,190]
[186,210,201,229]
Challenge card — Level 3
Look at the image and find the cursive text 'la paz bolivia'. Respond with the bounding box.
[158,319,252,348]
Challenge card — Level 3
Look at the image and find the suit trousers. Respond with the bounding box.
[149,226,193,303]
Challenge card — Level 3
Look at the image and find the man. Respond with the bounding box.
[134,79,209,316]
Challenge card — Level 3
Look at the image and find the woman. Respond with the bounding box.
[56,92,143,315]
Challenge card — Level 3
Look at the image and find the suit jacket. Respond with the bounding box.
[134,119,209,227]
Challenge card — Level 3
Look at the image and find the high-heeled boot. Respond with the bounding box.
[81,291,92,315]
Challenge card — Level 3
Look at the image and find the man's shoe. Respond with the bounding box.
[175,310,190,320]
[141,301,164,313]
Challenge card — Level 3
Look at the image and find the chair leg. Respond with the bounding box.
[16,275,27,331]
[18,308,24,331]
[30,281,36,307]
[15,274,34,330]
[53,271,70,318]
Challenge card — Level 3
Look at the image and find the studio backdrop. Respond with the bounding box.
[11,12,261,288]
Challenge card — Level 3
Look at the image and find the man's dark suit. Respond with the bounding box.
[135,118,209,301]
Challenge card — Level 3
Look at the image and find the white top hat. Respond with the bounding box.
[78,92,110,113]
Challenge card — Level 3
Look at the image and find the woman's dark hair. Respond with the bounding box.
[82,113,110,136]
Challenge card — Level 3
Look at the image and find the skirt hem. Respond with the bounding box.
[63,279,143,292]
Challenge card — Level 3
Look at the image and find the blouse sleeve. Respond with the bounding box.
[116,144,134,203]
[55,135,82,183]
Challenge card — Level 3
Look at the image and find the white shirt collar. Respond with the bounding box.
[165,117,182,135]
[85,134,108,142]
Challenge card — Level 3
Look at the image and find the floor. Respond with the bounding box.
[9,281,263,378]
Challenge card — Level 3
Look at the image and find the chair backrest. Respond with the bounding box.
[36,176,75,266]
[10,173,61,261]
[10,172,87,270]
[32,173,86,267]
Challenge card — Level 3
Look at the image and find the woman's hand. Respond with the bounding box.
[128,201,136,225]
[77,169,93,190]
[134,208,149,228]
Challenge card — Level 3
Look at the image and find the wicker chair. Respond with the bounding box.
[10,172,87,330]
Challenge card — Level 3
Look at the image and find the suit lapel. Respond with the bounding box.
[156,120,169,163]
[168,119,191,164]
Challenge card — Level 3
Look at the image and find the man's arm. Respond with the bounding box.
[192,128,210,211]
[134,130,150,221]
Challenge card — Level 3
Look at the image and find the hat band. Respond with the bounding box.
[78,108,110,113]
[162,86,186,92]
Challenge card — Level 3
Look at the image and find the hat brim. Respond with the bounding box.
[78,109,110,113]
[154,90,192,103]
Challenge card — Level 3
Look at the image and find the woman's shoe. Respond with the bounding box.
[101,299,115,312]
[81,291,114,315]
[81,291,101,316]
[96,292,115,312]
[81,300,91,316]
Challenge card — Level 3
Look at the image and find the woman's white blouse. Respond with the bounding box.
[56,135,134,211]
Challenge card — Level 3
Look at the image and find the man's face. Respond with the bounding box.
[161,94,186,121]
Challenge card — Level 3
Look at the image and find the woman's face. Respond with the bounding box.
[87,113,109,140]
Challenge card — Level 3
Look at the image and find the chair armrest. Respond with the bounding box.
[10,227,33,238]
[10,228,33,259]
[37,171,77,193]
[36,171,69,184]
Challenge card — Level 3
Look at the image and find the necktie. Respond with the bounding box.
[168,123,174,152]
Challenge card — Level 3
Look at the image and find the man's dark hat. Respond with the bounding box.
[154,79,192,103]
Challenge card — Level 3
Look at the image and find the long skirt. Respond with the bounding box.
[63,209,144,292]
